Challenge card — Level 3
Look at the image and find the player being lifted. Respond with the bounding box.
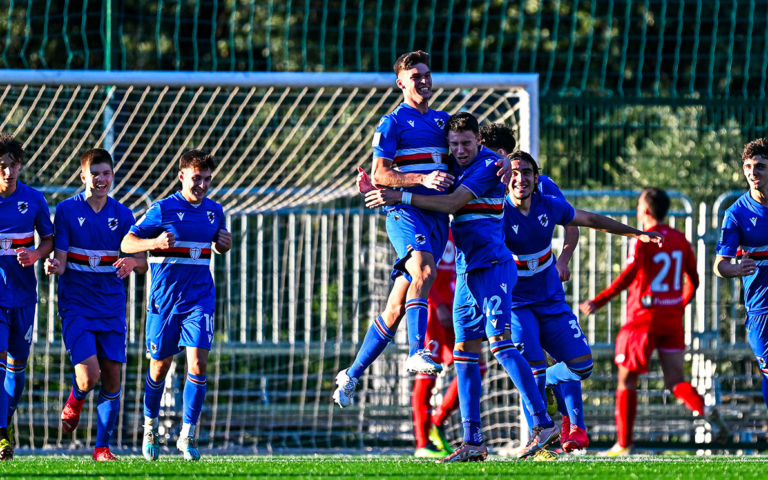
[583,187,728,456]
[504,153,664,456]
[0,134,53,461]
[366,113,559,462]
[44,149,147,461]
[121,150,232,461]
[333,51,509,408]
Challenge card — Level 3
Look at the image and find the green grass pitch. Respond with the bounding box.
[1,456,767,479]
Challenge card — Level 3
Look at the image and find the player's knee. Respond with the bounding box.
[188,358,208,377]
[411,263,436,286]
[77,372,100,392]
[383,302,405,323]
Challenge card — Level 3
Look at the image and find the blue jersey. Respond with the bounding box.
[503,193,575,307]
[538,175,565,199]
[130,192,226,315]
[0,182,53,308]
[54,193,135,318]
[717,192,768,316]
[450,146,512,274]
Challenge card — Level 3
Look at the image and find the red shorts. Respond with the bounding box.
[615,318,685,374]
[425,302,455,366]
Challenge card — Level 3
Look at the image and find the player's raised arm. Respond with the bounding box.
[567,210,664,246]
[365,185,474,214]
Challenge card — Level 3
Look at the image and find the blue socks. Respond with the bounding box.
[561,381,586,429]
[762,376,768,410]
[143,373,165,419]
[0,359,6,429]
[405,299,428,356]
[490,340,551,427]
[5,359,26,416]
[183,373,207,426]
[454,350,483,445]
[72,375,91,401]
[551,383,569,416]
[95,388,121,448]
[546,359,593,384]
[348,316,394,379]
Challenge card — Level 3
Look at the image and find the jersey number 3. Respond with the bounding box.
[651,250,683,292]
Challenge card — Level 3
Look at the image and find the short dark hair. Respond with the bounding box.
[640,187,670,221]
[447,112,479,136]
[479,123,517,153]
[0,133,24,163]
[80,148,113,171]
[179,149,216,171]
[506,151,539,175]
[394,51,430,76]
[742,138,768,163]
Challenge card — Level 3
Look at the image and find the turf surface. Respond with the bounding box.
[1,456,767,479]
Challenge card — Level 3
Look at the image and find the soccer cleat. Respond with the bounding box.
[437,442,487,463]
[559,415,571,447]
[518,423,560,459]
[92,447,117,462]
[0,437,12,461]
[532,448,559,461]
[176,436,201,461]
[705,407,730,443]
[428,424,454,454]
[61,391,86,433]
[562,425,589,452]
[404,350,443,375]
[142,429,160,461]
[598,443,635,457]
[333,370,359,409]
[414,444,449,459]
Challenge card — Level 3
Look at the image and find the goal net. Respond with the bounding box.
[0,70,538,452]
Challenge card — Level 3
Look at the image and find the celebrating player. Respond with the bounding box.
[121,150,232,461]
[366,112,559,462]
[0,134,53,461]
[333,51,509,409]
[583,187,728,456]
[45,149,147,461]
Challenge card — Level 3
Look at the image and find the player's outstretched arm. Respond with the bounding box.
[121,231,175,254]
[714,254,756,278]
[372,157,455,192]
[364,185,475,214]
[16,234,53,268]
[568,209,664,246]
[44,249,68,276]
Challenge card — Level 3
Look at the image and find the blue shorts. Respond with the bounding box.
[453,260,516,343]
[747,313,768,377]
[0,306,35,360]
[386,206,448,280]
[61,315,127,365]
[146,307,215,360]
[508,299,591,363]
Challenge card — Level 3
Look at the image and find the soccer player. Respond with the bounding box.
[121,150,232,461]
[0,134,53,461]
[44,149,147,461]
[333,51,509,408]
[365,112,560,462]
[583,187,727,456]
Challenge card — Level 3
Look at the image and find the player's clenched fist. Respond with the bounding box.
[153,231,175,250]
[737,253,757,277]
[15,247,38,268]
[422,170,454,192]
[638,232,664,247]
[579,301,598,315]
[45,257,63,275]
[215,230,232,252]
[365,189,402,209]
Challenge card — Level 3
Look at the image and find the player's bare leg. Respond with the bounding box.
[403,251,442,374]
[334,276,409,408]
[92,358,121,461]
[0,350,10,461]
[659,349,729,442]
[600,365,638,456]
[176,347,207,461]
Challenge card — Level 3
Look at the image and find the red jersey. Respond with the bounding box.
[591,224,699,323]
[430,231,457,307]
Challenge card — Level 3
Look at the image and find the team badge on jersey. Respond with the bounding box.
[527,258,539,272]
[538,214,549,227]
[207,211,215,224]
[18,201,28,214]
[415,234,426,245]
[108,218,119,231]
[150,342,158,354]
[190,247,202,260]
[89,255,101,268]
[0,238,11,250]
[641,295,652,307]
[431,151,442,164]
[435,118,445,128]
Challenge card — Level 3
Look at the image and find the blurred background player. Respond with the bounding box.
[410,231,489,458]
[715,140,768,430]
[583,187,728,456]
[122,150,232,461]
[0,134,53,461]
[44,149,147,461]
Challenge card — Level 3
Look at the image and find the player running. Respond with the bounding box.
[0,134,53,461]
[121,150,232,461]
[44,149,147,461]
[366,112,559,462]
[583,187,728,456]
[333,51,509,409]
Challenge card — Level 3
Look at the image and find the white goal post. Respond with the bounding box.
[0,70,538,453]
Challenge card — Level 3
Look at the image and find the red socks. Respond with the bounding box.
[412,375,436,448]
[672,382,705,416]
[431,363,487,427]
[615,388,637,448]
